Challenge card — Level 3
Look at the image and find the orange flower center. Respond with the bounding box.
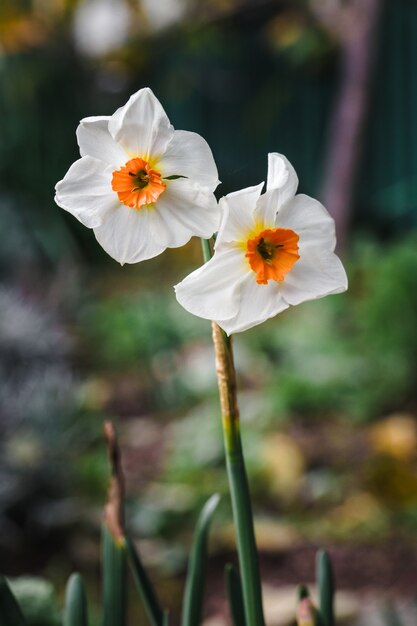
[111,157,166,209]
[245,227,300,284]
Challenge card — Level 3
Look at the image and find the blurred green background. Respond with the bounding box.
[1,0,417,624]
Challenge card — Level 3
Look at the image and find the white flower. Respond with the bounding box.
[175,153,348,334]
[55,88,220,264]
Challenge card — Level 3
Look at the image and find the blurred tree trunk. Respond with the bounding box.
[312,0,382,250]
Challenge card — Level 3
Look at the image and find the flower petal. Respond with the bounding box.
[276,194,336,251]
[216,273,289,334]
[55,156,118,228]
[175,247,248,321]
[254,187,283,227]
[266,152,298,198]
[151,178,220,248]
[93,205,165,264]
[76,116,127,166]
[216,183,264,248]
[253,154,298,226]
[279,248,348,306]
[108,87,174,159]
[158,130,220,191]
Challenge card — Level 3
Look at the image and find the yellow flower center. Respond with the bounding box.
[245,227,300,284]
[112,157,166,209]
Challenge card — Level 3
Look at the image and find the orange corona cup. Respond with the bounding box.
[111,157,166,209]
[245,227,300,284]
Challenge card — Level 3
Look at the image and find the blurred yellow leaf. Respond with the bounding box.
[369,413,417,460]
[261,432,305,499]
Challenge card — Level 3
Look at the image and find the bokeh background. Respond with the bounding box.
[1,0,417,624]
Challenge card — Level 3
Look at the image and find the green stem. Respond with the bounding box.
[211,322,265,626]
[200,238,212,263]
[199,237,265,625]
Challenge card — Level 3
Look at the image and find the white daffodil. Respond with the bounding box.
[55,88,220,264]
[175,153,348,334]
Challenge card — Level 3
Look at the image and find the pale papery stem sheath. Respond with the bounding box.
[200,237,266,626]
[104,421,125,544]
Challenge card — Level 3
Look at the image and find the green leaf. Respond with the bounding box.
[126,537,165,626]
[181,494,220,626]
[64,574,88,626]
[298,584,310,601]
[0,576,28,626]
[163,175,188,180]
[102,525,127,626]
[316,550,334,626]
[225,564,246,626]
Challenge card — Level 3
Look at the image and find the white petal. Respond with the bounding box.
[280,248,348,306]
[108,87,174,159]
[266,152,298,198]
[253,154,298,226]
[93,205,166,264]
[254,187,283,227]
[216,183,264,248]
[217,274,289,335]
[152,178,220,248]
[276,194,336,251]
[158,130,219,191]
[175,247,248,321]
[55,156,118,228]
[76,116,127,166]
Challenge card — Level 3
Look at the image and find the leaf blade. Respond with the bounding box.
[316,550,334,626]
[0,575,28,626]
[64,573,88,626]
[102,525,127,626]
[225,564,246,626]
[126,537,165,626]
[181,494,220,626]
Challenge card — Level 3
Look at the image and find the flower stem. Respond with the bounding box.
[200,238,212,263]
[211,322,265,626]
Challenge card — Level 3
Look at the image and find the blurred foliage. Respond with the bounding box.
[7,577,61,626]
[80,293,192,370]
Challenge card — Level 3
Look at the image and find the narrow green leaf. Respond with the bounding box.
[316,550,334,626]
[126,537,164,626]
[225,564,246,626]
[298,584,310,601]
[181,494,220,626]
[102,525,127,626]
[64,573,88,626]
[0,576,28,626]
[163,610,170,626]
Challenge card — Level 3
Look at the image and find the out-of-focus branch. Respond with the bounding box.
[312,0,382,250]
[104,421,125,544]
